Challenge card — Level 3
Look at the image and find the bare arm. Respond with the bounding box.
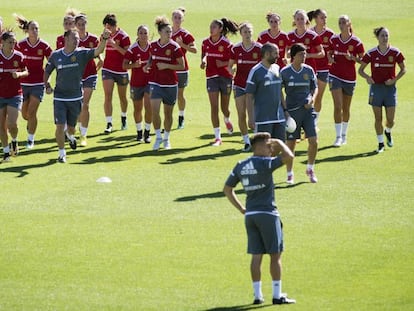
[246,93,255,130]
[358,61,375,85]
[270,138,294,164]
[223,185,246,215]
[156,56,185,71]
[386,61,406,85]
[94,29,111,57]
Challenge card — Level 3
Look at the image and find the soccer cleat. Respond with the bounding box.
[273,295,296,305]
[80,135,87,147]
[10,141,19,156]
[57,155,66,163]
[225,120,233,134]
[26,140,34,149]
[242,143,251,152]
[212,138,222,146]
[136,130,143,142]
[2,152,11,163]
[286,174,294,185]
[377,142,385,153]
[333,136,342,147]
[144,130,151,143]
[121,117,127,130]
[253,297,264,305]
[163,139,171,150]
[384,130,393,147]
[104,122,113,134]
[177,116,184,129]
[153,137,163,151]
[341,135,347,145]
[69,138,77,150]
[306,169,318,183]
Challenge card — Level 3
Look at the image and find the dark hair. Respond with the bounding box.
[155,16,170,32]
[103,13,117,26]
[307,9,324,22]
[212,18,238,37]
[251,132,271,148]
[266,12,281,23]
[14,14,36,33]
[373,26,387,38]
[1,29,16,41]
[290,43,306,58]
[261,42,279,58]
[64,29,77,38]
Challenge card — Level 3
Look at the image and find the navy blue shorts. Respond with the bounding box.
[207,76,232,95]
[256,122,286,141]
[150,84,178,106]
[177,72,189,88]
[0,96,22,109]
[130,85,150,101]
[102,69,129,86]
[53,99,82,126]
[82,75,98,89]
[329,75,356,96]
[286,107,317,140]
[22,85,45,102]
[369,84,397,107]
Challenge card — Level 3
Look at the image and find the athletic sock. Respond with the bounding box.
[307,164,314,171]
[377,134,384,143]
[335,123,342,137]
[178,110,184,117]
[341,122,349,137]
[80,126,87,137]
[28,134,34,142]
[253,281,263,299]
[243,134,250,144]
[155,129,162,139]
[59,148,66,157]
[106,116,112,123]
[144,123,151,131]
[163,131,170,140]
[136,122,142,131]
[272,280,282,299]
[214,127,221,140]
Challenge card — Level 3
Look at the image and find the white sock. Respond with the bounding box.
[214,127,221,140]
[121,112,127,117]
[335,123,342,138]
[28,134,34,141]
[64,123,68,131]
[178,110,184,117]
[145,123,151,131]
[164,131,170,140]
[68,134,75,142]
[136,123,142,131]
[287,171,294,177]
[59,148,66,157]
[377,134,384,143]
[307,163,314,171]
[253,281,263,299]
[80,126,87,136]
[272,280,282,299]
[224,117,230,123]
[155,129,162,139]
[3,146,10,154]
[341,122,348,137]
[243,134,250,144]
[106,116,112,123]
[385,127,391,133]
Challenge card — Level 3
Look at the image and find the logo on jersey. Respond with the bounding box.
[304,38,310,45]
[323,36,329,43]
[37,49,43,56]
[71,56,77,62]
[279,40,284,47]
[165,49,171,56]
[218,45,224,52]
[13,61,19,67]
[115,40,120,45]
[240,161,257,175]
[253,53,258,60]
[242,178,249,186]
[303,73,309,80]
[388,56,394,63]
[348,45,354,52]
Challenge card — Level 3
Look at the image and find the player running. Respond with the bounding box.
[228,22,262,152]
[123,25,152,143]
[358,27,406,153]
[14,14,52,149]
[201,18,239,146]
[328,15,364,147]
[171,7,197,129]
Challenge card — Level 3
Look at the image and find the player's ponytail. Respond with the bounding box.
[220,18,239,37]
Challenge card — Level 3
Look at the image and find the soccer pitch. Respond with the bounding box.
[1,0,413,310]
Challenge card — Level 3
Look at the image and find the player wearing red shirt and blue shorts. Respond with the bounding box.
[102,13,131,133]
[0,31,29,162]
[171,8,197,129]
[358,27,406,153]
[15,15,52,149]
[257,12,290,70]
[201,18,239,146]
[56,9,78,50]
[308,9,335,127]
[328,15,364,147]
[229,22,262,152]
[123,25,152,144]
[144,16,184,151]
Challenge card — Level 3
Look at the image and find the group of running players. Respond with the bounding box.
[0,7,406,165]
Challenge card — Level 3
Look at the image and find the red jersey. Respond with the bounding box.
[288,29,322,72]
[361,46,405,84]
[78,33,99,79]
[329,34,364,82]
[124,41,151,87]
[312,27,335,72]
[15,38,52,86]
[103,28,130,74]
[257,30,290,69]
[0,50,26,97]
[230,41,262,89]
[56,35,64,50]
[171,28,195,73]
[201,35,233,79]
[148,39,184,86]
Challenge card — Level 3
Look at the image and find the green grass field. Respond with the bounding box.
[1,0,413,310]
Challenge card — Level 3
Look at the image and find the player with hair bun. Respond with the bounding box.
[171,7,197,129]
[144,16,184,151]
[228,22,262,152]
[0,30,29,162]
[328,15,364,147]
[201,17,239,146]
[308,9,335,129]
[123,25,152,143]
[358,27,406,153]
[257,12,290,69]
[102,13,131,134]
[56,8,79,49]
[14,14,52,149]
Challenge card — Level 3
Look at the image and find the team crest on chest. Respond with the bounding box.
[13,61,19,67]
[388,56,394,63]
[303,73,309,80]
[279,40,284,46]
[304,38,310,45]
[252,53,258,59]
[71,56,77,62]
[348,45,354,52]
[37,49,43,56]
[218,45,224,52]
[323,36,329,43]
[165,49,171,56]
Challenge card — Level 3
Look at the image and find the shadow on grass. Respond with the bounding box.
[313,150,378,164]
[160,146,241,164]
[199,303,268,311]
[0,158,56,178]
[275,181,307,189]
[175,189,244,202]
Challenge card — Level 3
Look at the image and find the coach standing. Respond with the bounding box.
[44,28,110,163]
